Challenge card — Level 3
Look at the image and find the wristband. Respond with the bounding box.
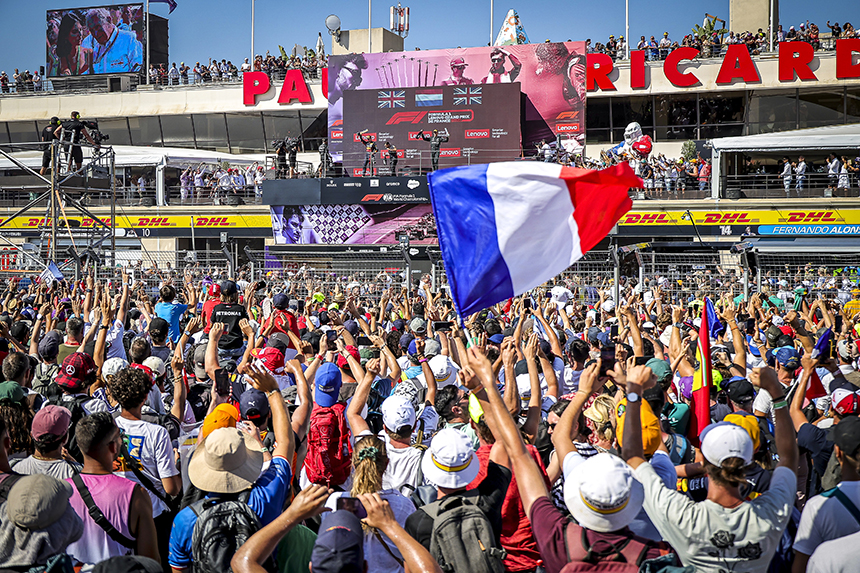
[184,331,192,337]
[265,389,279,399]
[316,354,325,362]
[772,400,788,410]
[419,358,428,363]
[674,322,684,329]
[99,324,111,330]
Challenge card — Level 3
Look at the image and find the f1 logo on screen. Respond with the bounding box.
[386,112,428,125]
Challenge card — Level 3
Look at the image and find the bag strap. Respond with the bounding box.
[71,474,135,549]
[119,436,177,512]
[373,529,405,566]
[822,486,860,524]
[0,474,22,500]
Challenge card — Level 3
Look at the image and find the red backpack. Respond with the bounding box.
[305,403,352,487]
[560,523,657,572]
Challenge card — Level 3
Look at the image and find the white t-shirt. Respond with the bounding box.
[561,367,582,395]
[794,481,860,556]
[114,416,179,516]
[380,437,424,495]
[63,393,109,416]
[807,528,860,573]
[636,463,796,572]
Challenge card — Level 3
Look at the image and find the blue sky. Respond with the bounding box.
[1,0,856,75]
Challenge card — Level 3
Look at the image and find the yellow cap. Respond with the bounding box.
[616,398,661,455]
[724,413,761,452]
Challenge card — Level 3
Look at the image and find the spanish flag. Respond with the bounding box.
[689,297,718,445]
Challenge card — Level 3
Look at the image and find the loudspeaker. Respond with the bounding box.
[223,194,245,206]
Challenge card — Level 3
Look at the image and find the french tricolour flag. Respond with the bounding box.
[428,162,639,318]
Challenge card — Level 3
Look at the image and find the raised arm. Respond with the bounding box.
[246,364,295,462]
[359,493,444,573]
[347,359,378,436]
[752,366,798,471]
[552,361,602,461]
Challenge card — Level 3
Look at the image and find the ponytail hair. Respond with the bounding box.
[704,457,748,488]
[351,435,389,497]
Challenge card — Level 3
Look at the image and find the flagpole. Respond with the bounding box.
[145,0,150,84]
[368,0,372,52]
[490,0,494,45]
[251,0,255,67]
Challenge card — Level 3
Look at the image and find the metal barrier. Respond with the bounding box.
[722,172,860,199]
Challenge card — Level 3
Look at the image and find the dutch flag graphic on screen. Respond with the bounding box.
[415,89,443,107]
[428,162,640,318]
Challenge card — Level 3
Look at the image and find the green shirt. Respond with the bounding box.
[276,524,316,573]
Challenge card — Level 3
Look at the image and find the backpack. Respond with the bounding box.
[189,492,272,573]
[304,403,352,487]
[403,444,436,508]
[664,433,694,466]
[533,419,555,468]
[45,386,90,463]
[562,524,650,572]
[32,363,59,395]
[422,492,506,573]
[367,376,393,414]
[187,384,212,423]
[0,474,22,501]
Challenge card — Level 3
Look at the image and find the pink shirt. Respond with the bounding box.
[66,473,137,565]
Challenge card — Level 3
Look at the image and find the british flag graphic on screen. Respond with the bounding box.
[453,87,482,105]
[378,90,406,108]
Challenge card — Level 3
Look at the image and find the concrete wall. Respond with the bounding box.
[729,0,775,36]
[332,28,404,55]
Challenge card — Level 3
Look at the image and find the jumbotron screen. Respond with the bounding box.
[46,4,144,76]
[340,83,522,176]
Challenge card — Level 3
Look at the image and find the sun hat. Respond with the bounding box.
[421,427,479,489]
[311,510,365,573]
[199,403,239,441]
[381,394,416,433]
[188,427,264,494]
[6,474,75,529]
[563,452,644,533]
[700,422,753,467]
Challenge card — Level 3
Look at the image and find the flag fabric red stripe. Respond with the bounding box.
[806,369,827,400]
[689,300,713,446]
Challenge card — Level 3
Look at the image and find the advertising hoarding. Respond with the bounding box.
[46,4,144,76]
[340,83,521,174]
[328,42,586,161]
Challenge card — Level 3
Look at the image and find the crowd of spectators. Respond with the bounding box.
[0,69,44,93]
[2,259,860,571]
[147,51,326,87]
[589,17,860,61]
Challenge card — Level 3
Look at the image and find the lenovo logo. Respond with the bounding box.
[556,124,580,132]
[331,130,343,139]
[354,133,377,142]
[465,129,489,139]
[387,112,428,125]
[440,148,461,157]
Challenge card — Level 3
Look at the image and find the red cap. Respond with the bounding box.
[56,353,97,392]
[336,345,360,369]
[251,347,285,374]
[32,405,72,439]
[778,325,794,338]
[130,363,155,386]
[209,284,221,297]
[833,388,860,416]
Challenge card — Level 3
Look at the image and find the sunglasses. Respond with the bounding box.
[452,65,466,70]
[491,58,504,63]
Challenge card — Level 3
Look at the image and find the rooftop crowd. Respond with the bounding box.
[147,52,326,87]
[0,259,857,572]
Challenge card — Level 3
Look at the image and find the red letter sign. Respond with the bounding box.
[664,47,700,87]
[321,67,328,99]
[586,53,616,91]
[836,38,860,79]
[277,69,313,104]
[716,44,761,84]
[630,50,646,89]
[778,41,817,81]
[243,72,270,105]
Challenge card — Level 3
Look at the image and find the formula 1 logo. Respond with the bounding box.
[387,112,428,125]
[361,194,384,201]
[465,129,490,139]
[556,111,580,120]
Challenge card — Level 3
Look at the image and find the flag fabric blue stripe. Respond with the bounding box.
[428,165,514,318]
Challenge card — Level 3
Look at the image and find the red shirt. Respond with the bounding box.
[263,309,300,347]
[202,298,220,333]
[468,443,550,572]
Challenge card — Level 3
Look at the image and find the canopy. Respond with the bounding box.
[710,123,860,153]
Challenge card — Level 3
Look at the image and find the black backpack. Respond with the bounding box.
[189,492,273,573]
[45,385,90,463]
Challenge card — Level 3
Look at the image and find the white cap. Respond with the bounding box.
[102,357,128,378]
[381,394,416,433]
[430,355,459,388]
[421,427,479,489]
[563,452,644,533]
[308,315,320,328]
[772,316,785,326]
[601,300,616,313]
[142,356,165,378]
[551,285,572,305]
[642,321,655,330]
[701,423,753,467]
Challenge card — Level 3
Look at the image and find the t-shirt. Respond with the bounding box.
[404,461,512,550]
[275,524,316,573]
[11,456,80,479]
[528,496,666,573]
[202,298,220,333]
[114,416,179,517]
[796,422,834,479]
[469,443,549,572]
[561,367,582,395]
[807,528,860,573]
[168,456,293,569]
[794,480,860,556]
[155,301,188,344]
[211,302,249,349]
[635,462,796,572]
[628,450,677,541]
[56,343,80,365]
[380,436,424,495]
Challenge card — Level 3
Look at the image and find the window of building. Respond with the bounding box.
[586,98,610,130]
[262,112,301,153]
[748,89,796,134]
[160,115,195,148]
[226,113,265,154]
[848,88,860,124]
[300,111,327,151]
[128,116,163,147]
[192,114,229,153]
[798,89,844,128]
[6,121,39,144]
[97,118,131,146]
[699,92,745,125]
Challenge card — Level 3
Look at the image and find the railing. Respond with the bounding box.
[722,171,860,199]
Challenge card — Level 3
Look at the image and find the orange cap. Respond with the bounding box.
[200,403,239,440]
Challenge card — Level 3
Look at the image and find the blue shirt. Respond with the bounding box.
[154,301,188,344]
[168,456,292,568]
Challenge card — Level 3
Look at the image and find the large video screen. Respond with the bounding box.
[340,83,521,175]
[327,42,586,162]
[46,4,144,76]
[270,204,436,245]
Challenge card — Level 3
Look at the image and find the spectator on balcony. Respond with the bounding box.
[168,63,179,85]
[838,156,852,193]
[808,22,821,48]
[241,58,251,74]
[794,156,807,193]
[148,64,157,84]
[827,153,841,193]
[781,157,792,196]
[0,72,8,93]
[637,36,647,52]
[776,25,785,42]
[585,39,592,53]
[659,32,672,59]
[180,62,188,84]
[606,35,617,59]
[648,36,659,60]
[33,71,42,92]
[617,36,627,58]
[786,26,798,41]
[826,21,842,39]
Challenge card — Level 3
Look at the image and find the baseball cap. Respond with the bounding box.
[102,357,129,378]
[343,319,360,338]
[381,394,416,432]
[239,388,271,424]
[148,317,169,338]
[142,356,165,379]
[0,381,25,404]
[429,355,459,387]
[700,422,753,466]
[834,415,860,457]
[252,346,285,374]
[199,403,239,441]
[208,283,222,297]
[31,405,72,440]
[398,333,414,350]
[38,331,62,360]
[220,280,238,297]
[664,402,690,435]
[601,300,616,313]
[336,345,360,369]
[726,378,755,404]
[488,334,505,345]
[423,339,442,358]
[775,346,800,370]
[56,352,97,391]
[272,293,289,310]
[193,345,208,379]
[616,399,661,455]
[563,452,644,533]
[724,412,761,452]
[831,387,860,416]
[315,363,343,408]
[421,427,479,489]
[409,317,427,334]
[450,57,467,67]
[311,510,365,573]
[645,358,672,386]
[266,332,291,354]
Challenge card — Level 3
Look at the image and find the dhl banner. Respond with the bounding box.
[0,214,273,238]
[617,208,860,236]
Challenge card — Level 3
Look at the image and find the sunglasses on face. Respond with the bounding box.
[491,58,503,63]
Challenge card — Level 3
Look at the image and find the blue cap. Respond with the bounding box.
[775,346,800,370]
[239,388,270,424]
[745,335,761,357]
[272,293,288,309]
[343,319,360,338]
[596,332,611,346]
[311,510,364,573]
[488,334,505,345]
[408,340,418,355]
[392,318,405,331]
[314,363,343,408]
[399,333,414,350]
